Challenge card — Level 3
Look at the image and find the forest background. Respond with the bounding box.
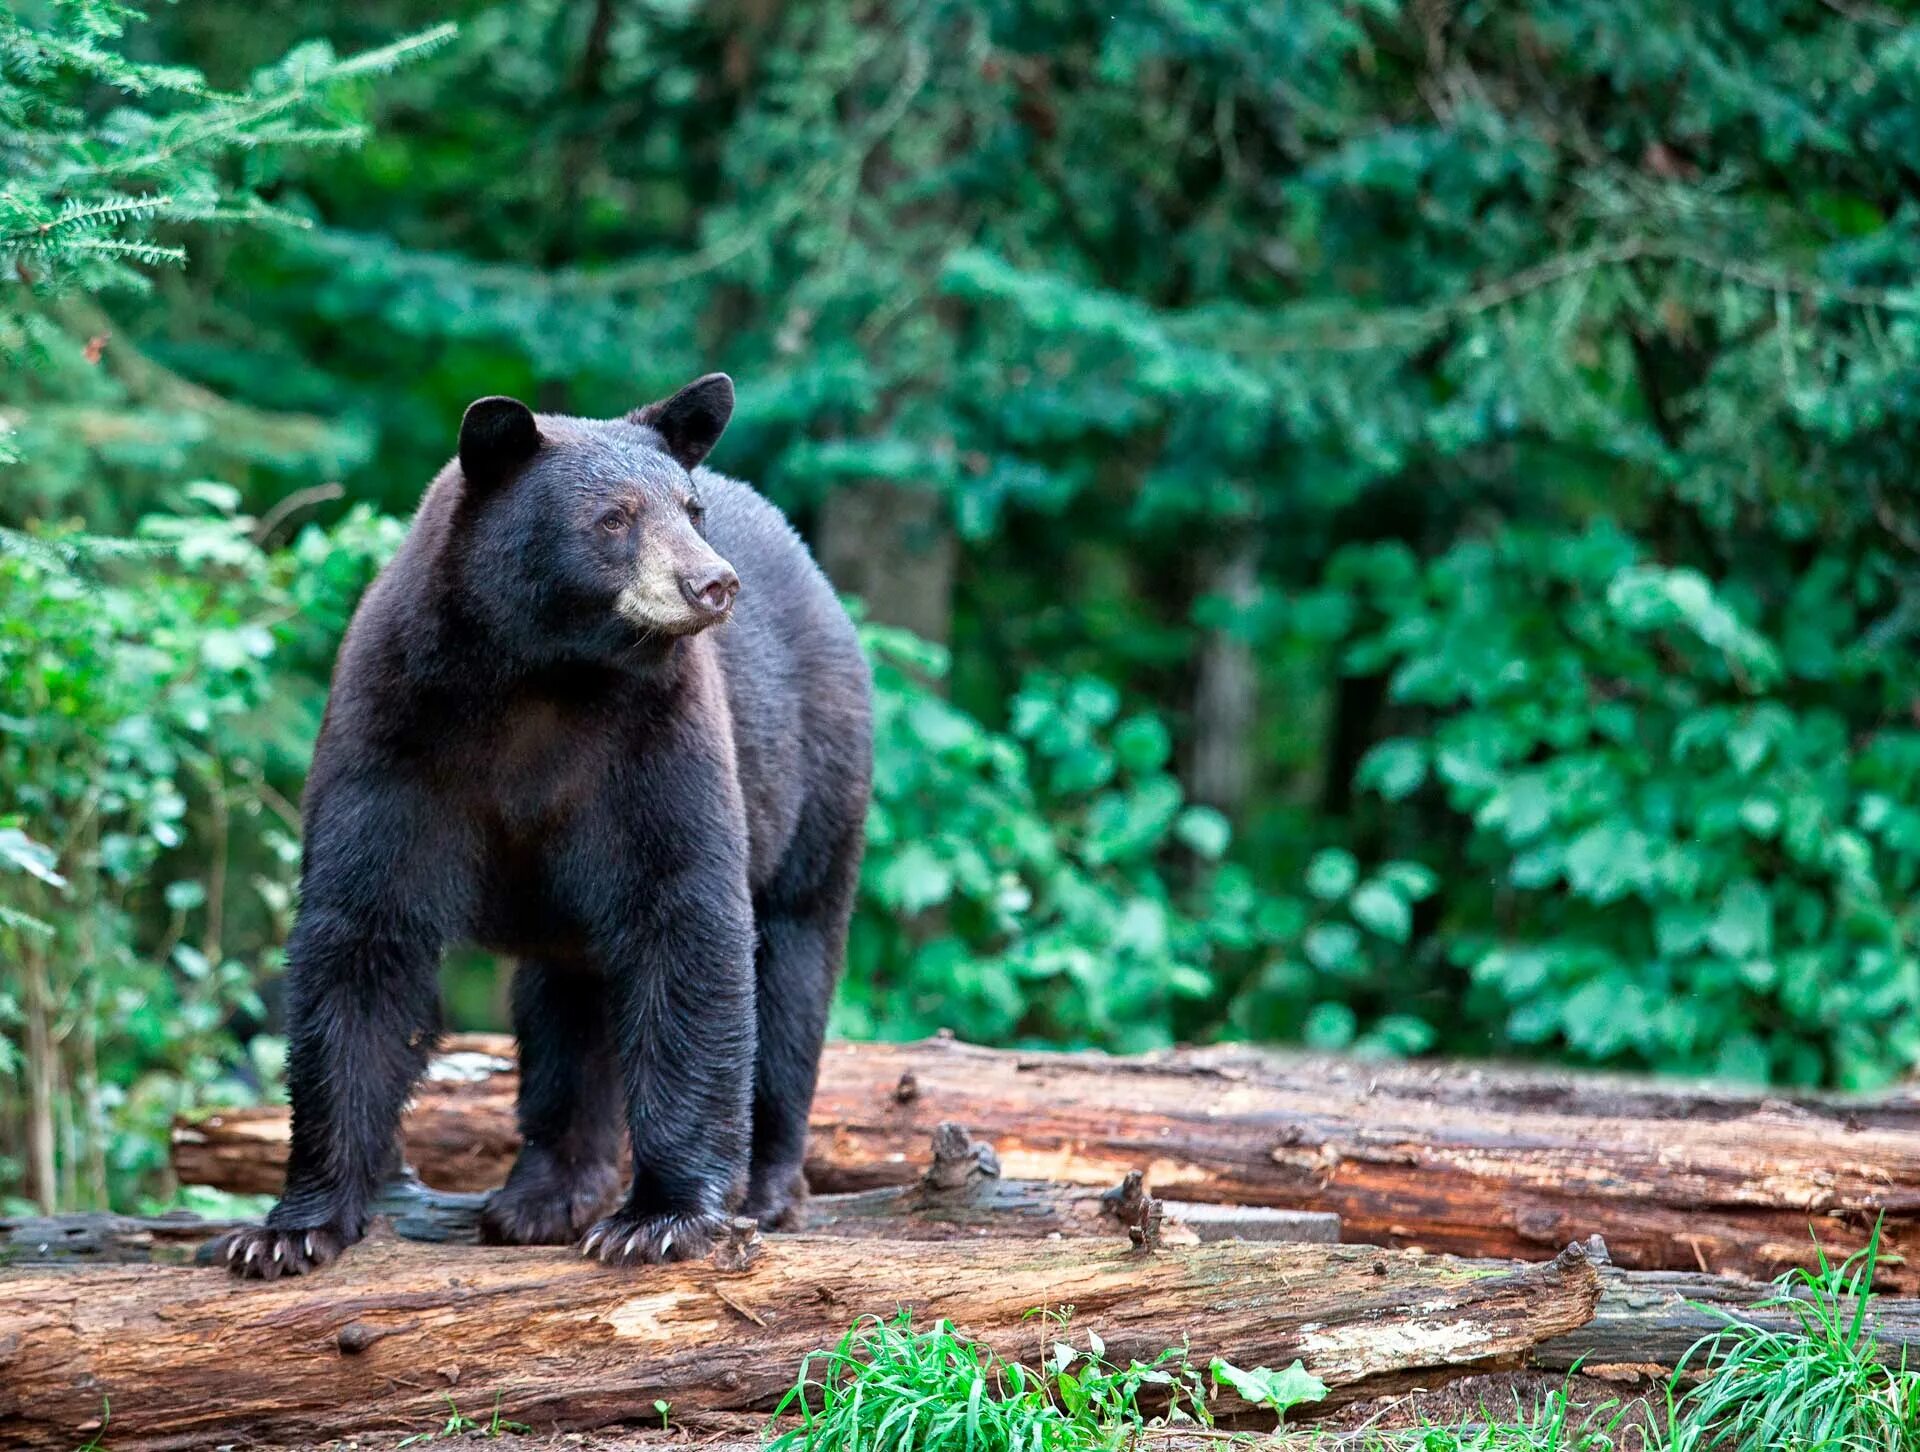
[7,0,1920,1214]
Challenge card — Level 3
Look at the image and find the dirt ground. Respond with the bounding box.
[253,1370,1668,1450]
[1311,1370,1664,1441]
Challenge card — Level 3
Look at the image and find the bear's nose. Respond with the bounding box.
[681,566,740,617]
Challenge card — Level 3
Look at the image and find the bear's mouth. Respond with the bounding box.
[613,580,699,636]
[613,596,727,641]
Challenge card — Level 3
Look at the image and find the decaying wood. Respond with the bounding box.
[0,1178,489,1266]
[814,1040,1920,1288]
[1537,1266,1920,1377]
[796,1125,1338,1245]
[173,1034,1920,1287]
[16,1128,1337,1265]
[0,1232,1604,1451]
[0,1211,229,1267]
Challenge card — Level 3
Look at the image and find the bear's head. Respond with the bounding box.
[451,373,740,662]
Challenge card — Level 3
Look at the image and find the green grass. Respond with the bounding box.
[1348,1380,1648,1452]
[767,1310,1218,1452]
[1661,1221,1919,1451]
[394,1392,531,1445]
[768,1227,1919,1452]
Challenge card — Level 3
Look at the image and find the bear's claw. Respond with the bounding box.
[578,1208,727,1266]
[212,1223,347,1280]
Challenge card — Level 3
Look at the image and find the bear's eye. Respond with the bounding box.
[598,509,630,535]
[686,499,705,526]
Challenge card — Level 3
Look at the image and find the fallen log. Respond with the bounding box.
[172,1037,522,1196]
[1537,1266,1920,1377]
[21,1216,1914,1382]
[0,1211,227,1268]
[174,1035,1920,1288]
[0,1231,1604,1451]
[812,1041,1920,1288]
[10,1128,1337,1265]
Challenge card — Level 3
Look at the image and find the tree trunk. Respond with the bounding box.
[1186,537,1260,817]
[0,1233,1604,1451]
[815,481,955,645]
[174,1034,1920,1289]
[22,942,57,1214]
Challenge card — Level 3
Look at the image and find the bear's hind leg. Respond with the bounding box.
[742,816,863,1229]
[478,959,622,1246]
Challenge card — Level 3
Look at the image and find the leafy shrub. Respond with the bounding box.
[0,497,400,1210]
[0,0,439,1212]
[847,624,1249,1049]
[1316,523,1920,1088]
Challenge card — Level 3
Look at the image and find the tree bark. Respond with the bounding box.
[0,1233,1604,1451]
[174,1034,1920,1289]
[1536,1264,1920,1376]
[34,1129,1336,1265]
[22,941,57,1214]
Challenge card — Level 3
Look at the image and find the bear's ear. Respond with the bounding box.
[629,373,734,471]
[458,396,541,493]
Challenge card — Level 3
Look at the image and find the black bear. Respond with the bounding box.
[216,374,871,1277]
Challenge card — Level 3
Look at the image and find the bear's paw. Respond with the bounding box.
[211,1223,348,1280]
[578,1208,728,1266]
[479,1161,619,1246]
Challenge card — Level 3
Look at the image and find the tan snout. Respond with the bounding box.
[615,533,739,635]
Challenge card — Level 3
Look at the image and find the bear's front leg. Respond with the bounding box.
[214,902,443,1279]
[580,857,756,1267]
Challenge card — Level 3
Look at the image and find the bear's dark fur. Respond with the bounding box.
[216,374,871,1277]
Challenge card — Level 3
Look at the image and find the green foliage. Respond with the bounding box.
[768,1311,1211,1452]
[14,0,1920,1206]
[1315,523,1920,1087]
[0,0,429,1212]
[1,0,451,309]
[1208,1357,1329,1428]
[394,1392,531,1446]
[849,624,1277,1049]
[1,0,448,523]
[0,493,400,1210]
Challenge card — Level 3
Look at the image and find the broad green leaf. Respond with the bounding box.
[1305,847,1359,901]
[1210,1358,1330,1418]
[1350,881,1411,943]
